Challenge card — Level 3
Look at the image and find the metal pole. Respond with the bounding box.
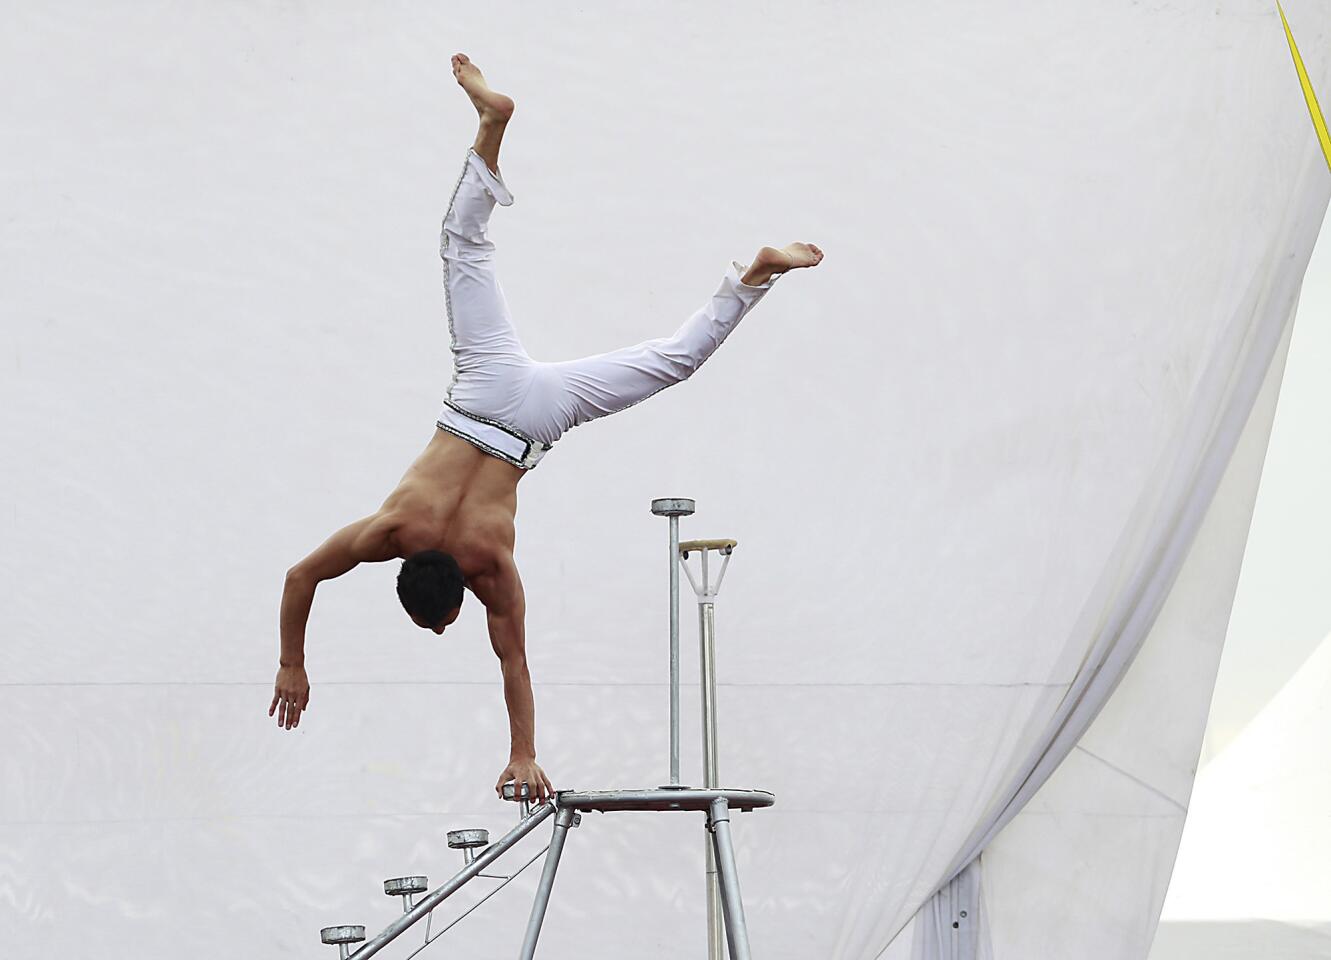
[669,513,681,785]
[650,498,694,787]
[678,538,736,960]
[700,601,719,787]
[700,600,722,960]
[708,796,753,960]
[517,805,579,959]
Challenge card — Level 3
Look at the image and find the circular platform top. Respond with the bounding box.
[320,925,366,944]
[554,786,774,813]
[446,828,490,848]
[383,876,429,895]
[650,498,696,516]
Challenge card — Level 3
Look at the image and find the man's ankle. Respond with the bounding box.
[741,263,775,286]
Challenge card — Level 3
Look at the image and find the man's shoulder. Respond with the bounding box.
[366,510,418,559]
[459,543,515,582]
[462,549,519,610]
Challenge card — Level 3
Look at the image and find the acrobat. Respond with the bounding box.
[270,54,824,801]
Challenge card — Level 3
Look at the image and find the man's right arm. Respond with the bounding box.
[271,514,397,729]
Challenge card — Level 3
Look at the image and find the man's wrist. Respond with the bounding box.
[280,656,305,668]
[509,748,535,761]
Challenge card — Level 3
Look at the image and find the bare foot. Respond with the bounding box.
[451,53,514,123]
[754,242,824,275]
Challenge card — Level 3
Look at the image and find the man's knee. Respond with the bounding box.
[442,185,496,245]
[651,333,714,379]
[440,219,496,260]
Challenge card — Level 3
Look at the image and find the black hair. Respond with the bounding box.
[396,550,465,627]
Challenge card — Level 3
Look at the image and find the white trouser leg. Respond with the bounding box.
[513,261,782,443]
[440,149,535,424]
[434,149,784,469]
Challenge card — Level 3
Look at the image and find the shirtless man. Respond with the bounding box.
[269,53,824,805]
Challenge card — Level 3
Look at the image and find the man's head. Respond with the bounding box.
[397,550,465,633]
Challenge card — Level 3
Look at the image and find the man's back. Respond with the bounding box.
[384,427,525,576]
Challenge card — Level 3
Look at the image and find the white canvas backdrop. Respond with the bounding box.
[3,2,1328,958]
[1147,205,1331,959]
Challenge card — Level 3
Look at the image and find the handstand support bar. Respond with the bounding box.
[650,497,696,786]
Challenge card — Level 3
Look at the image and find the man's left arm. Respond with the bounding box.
[478,554,555,803]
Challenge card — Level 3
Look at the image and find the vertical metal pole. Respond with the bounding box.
[700,600,722,960]
[708,796,752,960]
[651,498,694,789]
[705,849,723,960]
[668,514,681,785]
[517,806,578,959]
[700,606,718,786]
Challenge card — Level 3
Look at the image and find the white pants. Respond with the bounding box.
[438,148,781,469]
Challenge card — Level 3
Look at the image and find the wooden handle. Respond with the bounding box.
[678,538,738,555]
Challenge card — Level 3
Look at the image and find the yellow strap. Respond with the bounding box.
[1279,1,1331,172]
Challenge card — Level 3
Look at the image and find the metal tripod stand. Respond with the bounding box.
[315,498,772,959]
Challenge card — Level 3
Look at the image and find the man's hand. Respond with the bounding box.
[495,757,554,804]
[269,664,310,730]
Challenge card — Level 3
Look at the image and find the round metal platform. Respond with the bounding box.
[320,925,366,945]
[554,787,774,813]
[384,876,428,896]
[650,498,696,517]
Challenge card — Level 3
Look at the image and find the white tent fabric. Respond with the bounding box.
[848,3,1331,956]
[1150,630,1331,958]
[975,290,1299,959]
[905,181,1309,959]
[3,3,1328,959]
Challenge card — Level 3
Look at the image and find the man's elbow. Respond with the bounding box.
[285,563,316,588]
[501,653,530,678]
